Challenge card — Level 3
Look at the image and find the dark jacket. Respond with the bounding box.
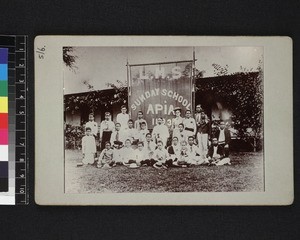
[214,128,231,145]
[207,145,224,158]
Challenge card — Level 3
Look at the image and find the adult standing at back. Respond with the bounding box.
[195,105,211,157]
[116,105,130,131]
[171,107,183,138]
[99,112,115,151]
[183,109,197,138]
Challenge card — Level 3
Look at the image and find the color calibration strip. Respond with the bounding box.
[0,48,8,192]
[0,35,28,205]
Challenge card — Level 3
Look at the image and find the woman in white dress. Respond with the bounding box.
[171,107,183,138]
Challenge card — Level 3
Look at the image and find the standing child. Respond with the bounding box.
[97,141,114,168]
[110,122,125,146]
[125,119,139,145]
[85,113,98,138]
[134,111,148,130]
[116,105,130,131]
[80,127,96,166]
[138,121,149,143]
[152,117,169,147]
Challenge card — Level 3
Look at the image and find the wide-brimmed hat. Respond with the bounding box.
[174,107,181,112]
[153,162,166,169]
[128,163,140,169]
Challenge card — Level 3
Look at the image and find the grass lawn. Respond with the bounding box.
[65,149,264,193]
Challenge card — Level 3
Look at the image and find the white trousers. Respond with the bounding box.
[197,133,208,155]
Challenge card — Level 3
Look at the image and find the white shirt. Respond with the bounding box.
[82,135,96,154]
[85,121,98,136]
[144,141,157,158]
[187,144,201,158]
[174,130,188,144]
[138,129,149,142]
[112,148,123,161]
[152,124,169,142]
[213,146,219,158]
[153,148,169,162]
[133,149,145,163]
[218,129,225,144]
[110,130,126,145]
[121,147,135,162]
[116,113,130,130]
[134,119,148,131]
[172,116,183,130]
[124,128,139,142]
[100,120,115,138]
[182,117,197,135]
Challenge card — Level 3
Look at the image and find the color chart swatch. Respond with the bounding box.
[0,48,8,192]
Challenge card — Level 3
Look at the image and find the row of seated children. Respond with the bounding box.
[95,133,231,169]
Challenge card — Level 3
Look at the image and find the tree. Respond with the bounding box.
[195,62,263,141]
[63,47,78,72]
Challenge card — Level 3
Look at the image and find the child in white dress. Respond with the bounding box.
[81,127,96,165]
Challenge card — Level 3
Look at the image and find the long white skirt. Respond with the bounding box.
[82,153,95,164]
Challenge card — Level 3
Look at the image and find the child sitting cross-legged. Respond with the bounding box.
[112,140,124,166]
[173,140,190,168]
[123,141,145,168]
[152,140,169,169]
[121,139,135,164]
[166,136,181,167]
[139,133,157,166]
[97,141,114,169]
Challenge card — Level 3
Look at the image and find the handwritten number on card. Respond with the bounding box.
[36,46,46,60]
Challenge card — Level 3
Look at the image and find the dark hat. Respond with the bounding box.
[113,140,123,146]
[153,162,167,169]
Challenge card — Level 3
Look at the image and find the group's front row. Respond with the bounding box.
[80,127,231,169]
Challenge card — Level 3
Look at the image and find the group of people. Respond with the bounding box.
[80,105,231,169]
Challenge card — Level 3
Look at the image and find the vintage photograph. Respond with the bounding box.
[63,46,264,194]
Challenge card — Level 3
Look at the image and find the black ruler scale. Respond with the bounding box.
[0,35,28,205]
[15,36,28,205]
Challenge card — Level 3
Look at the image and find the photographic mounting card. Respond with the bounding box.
[35,36,293,205]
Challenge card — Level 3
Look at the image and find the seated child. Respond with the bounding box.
[175,141,191,167]
[80,127,97,166]
[121,139,135,163]
[167,136,181,161]
[124,141,145,167]
[207,138,231,166]
[97,141,114,168]
[186,136,208,165]
[112,140,123,165]
[144,133,156,157]
[153,140,169,169]
[139,133,157,166]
